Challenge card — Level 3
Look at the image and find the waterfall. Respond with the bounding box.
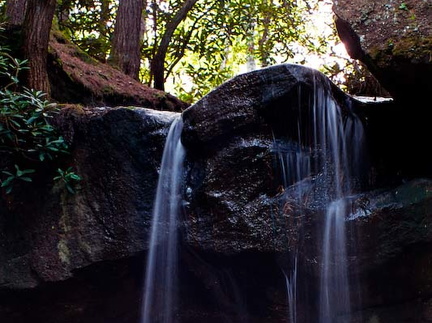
[273,137,310,323]
[319,199,350,323]
[283,256,298,323]
[140,66,365,323]
[273,77,365,322]
[316,88,365,323]
[141,116,185,323]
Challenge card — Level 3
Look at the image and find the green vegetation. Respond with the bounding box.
[0,44,80,194]
[53,167,82,194]
[399,3,408,11]
[1,165,35,194]
[54,0,348,103]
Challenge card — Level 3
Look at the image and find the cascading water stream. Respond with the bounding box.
[317,92,365,323]
[273,137,310,323]
[141,116,185,323]
[319,199,350,323]
[140,66,365,323]
[273,76,365,323]
[282,256,298,323]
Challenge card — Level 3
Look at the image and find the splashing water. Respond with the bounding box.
[141,116,185,323]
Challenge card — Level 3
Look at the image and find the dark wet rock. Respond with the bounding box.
[182,64,353,150]
[182,64,363,254]
[181,64,432,321]
[1,63,432,322]
[332,0,432,180]
[0,107,178,290]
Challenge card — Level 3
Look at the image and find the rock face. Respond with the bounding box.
[0,107,178,322]
[48,32,189,110]
[182,64,363,254]
[1,64,432,322]
[180,64,432,322]
[333,0,432,101]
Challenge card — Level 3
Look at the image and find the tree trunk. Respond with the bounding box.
[5,0,28,26]
[151,0,198,91]
[258,0,271,68]
[110,0,145,80]
[22,0,56,95]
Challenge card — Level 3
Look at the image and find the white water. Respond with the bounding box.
[274,79,365,322]
[283,256,298,323]
[313,86,364,322]
[140,70,365,323]
[141,116,185,323]
[319,199,350,323]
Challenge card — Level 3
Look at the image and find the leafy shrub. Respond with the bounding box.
[53,167,82,194]
[0,45,80,194]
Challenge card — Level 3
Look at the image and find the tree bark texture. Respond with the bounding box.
[22,0,56,95]
[5,0,28,26]
[151,0,198,91]
[111,0,145,80]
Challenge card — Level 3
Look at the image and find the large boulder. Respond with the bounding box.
[333,0,432,102]
[182,64,363,253]
[343,178,432,322]
[1,64,432,322]
[180,64,432,321]
[0,107,178,322]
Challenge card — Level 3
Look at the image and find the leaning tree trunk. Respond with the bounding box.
[151,0,198,91]
[110,0,145,80]
[5,0,28,26]
[22,0,57,95]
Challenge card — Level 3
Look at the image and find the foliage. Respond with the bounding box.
[54,166,82,194]
[56,0,118,62]
[1,164,35,194]
[0,44,80,194]
[55,0,348,103]
[147,0,335,102]
[399,3,408,11]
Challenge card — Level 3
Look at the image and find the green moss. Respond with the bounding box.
[370,35,432,66]
[153,91,168,100]
[58,103,86,114]
[73,49,98,65]
[102,85,115,95]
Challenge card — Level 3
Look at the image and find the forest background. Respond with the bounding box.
[0,0,378,105]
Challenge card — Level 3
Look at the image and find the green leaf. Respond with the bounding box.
[66,184,75,194]
[21,168,35,174]
[5,185,13,194]
[15,164,22,176]
[1,176,14,187]
[70,174,82,181]
[399,3,408,10]
[26,116,39,124]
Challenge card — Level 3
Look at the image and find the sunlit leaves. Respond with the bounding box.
[56,0,118,61]
[55,0,348,103]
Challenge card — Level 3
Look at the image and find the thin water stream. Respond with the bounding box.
[141,116,185,323]
[141,68,365,323]
[274,80,365,322]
